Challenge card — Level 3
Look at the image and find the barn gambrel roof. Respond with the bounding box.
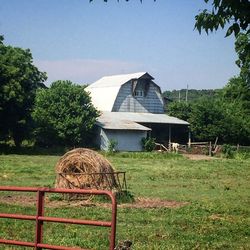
[86,72,153,111]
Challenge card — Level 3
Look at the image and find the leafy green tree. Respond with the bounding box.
[221,76,250,144]
[188,83,250,145]
[195,0,250,82]
[222,103,250,145]
[167,101,191,121]
[195,0,250,37]
[188,98,231,142]
[32,80,99,147]
[0,36,47,146]
[222,76,250,113]
[235,33,250,82]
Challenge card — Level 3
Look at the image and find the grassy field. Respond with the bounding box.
[0,152,249,249]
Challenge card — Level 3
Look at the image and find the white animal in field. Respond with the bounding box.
[172,143,179,153]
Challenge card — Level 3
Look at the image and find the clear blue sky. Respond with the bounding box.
[0,0,239,91]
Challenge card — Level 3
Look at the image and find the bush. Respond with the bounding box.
[141,137,156,152]
[234,152,250,160]
[221,144,236,158]
[108,139,118,153]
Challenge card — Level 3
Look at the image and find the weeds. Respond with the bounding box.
[221,144,250,159]
[109,151,182,159]
[108,139,118,153]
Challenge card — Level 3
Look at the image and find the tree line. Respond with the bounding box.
[163,89,219,103]
[167,76,250,145]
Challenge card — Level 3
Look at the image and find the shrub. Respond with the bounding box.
[108,139,118,153]
[141,137,156,152]
[221,144,236,158]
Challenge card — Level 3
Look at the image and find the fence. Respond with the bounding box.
[186,142,212,155]
[0,186,117,250]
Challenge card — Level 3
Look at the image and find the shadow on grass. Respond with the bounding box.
[0,144,71,156]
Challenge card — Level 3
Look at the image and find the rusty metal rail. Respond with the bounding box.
[0,186,117,250]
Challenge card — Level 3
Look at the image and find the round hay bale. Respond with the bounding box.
[55,148,118,191]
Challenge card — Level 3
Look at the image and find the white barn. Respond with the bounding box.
[86,72,189,151]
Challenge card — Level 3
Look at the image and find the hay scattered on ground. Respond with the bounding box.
[0,195,188,209]
[55,148,118,191]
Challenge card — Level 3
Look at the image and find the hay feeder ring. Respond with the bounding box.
[55,148,127,197]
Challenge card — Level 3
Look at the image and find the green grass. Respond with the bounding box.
[0,152,249,249]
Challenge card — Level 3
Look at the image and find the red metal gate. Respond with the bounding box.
[0,186,117,250]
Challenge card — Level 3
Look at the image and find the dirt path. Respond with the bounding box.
[0,195,188,209]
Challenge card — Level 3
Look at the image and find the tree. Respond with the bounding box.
[163,89,219,103]
[195,0,250,82]
[167,101,191,121]
[32,80,99,147]
[188,81,250,145]
[188,98,231,142]
[221,76,250,144]
[222,76,250,112]
[195,0,250,37]
[0,36,47,146]
[235,33,250,83]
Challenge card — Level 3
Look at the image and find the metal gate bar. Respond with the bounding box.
[0,186,117,250]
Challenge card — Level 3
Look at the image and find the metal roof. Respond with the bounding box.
[96,118,151,131]
[88,72,152,88]
[97,111,189,130]
[85,72,153,111]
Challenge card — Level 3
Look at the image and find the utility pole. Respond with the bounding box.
[185,84,188,102]
[178,90,181,102]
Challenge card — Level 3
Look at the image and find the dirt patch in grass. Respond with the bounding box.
[118,197,188,208]
[0,195,188,209]
[0,195,38,207]
[184,154,217,161]
[208,214,233,222]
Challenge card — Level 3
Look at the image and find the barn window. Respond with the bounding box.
[134,90,144,97]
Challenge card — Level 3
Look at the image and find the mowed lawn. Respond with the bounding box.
[0,152,249,249]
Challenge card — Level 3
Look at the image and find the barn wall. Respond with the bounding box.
[112,81,164,113]
[99,128,147,151]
